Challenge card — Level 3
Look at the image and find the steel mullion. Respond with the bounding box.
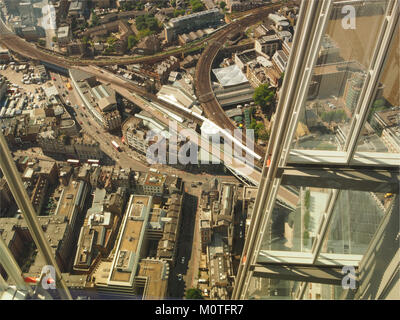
[312,189,341,263]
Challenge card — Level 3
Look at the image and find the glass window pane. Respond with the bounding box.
[321,190,388,255]
[245,276,299,300]
[303,282,355,300]
[355,31,399,153]
[259,186,331,253]
[291,1,389,151]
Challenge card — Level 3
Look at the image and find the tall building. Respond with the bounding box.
[233,0,399,300]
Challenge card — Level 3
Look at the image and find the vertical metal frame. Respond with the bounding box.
[311,189,340,262]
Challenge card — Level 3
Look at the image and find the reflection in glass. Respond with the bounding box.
[259,186,331,252]
[356,32,399,153]
[321,190,387,255]
[291,1,389,151]
[303,283,354,300]
[246,277,298,300]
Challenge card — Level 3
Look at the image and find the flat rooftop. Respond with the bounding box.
[109,195,151,284]
[57,180,82,219]
[137,259,168,299]
[144,172,166,187]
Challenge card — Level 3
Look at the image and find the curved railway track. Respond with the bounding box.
[195,3,296,160]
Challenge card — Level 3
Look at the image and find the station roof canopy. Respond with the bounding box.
[212,64,249,88]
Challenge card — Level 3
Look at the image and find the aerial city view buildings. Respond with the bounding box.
[0,0,398,303]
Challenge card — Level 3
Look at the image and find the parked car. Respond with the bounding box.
[181,257,185,264]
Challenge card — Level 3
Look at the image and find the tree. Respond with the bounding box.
[219,1,226,9]
[136,15,147,30]
[185,288,204,299]
[127,35,137,50]
[253,83,275,114]
[373,98,385,108]
[190,0,204,12]
[81,36,89,44]
[37,39,46,46]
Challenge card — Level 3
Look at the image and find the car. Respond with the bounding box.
[239,231,243,238]
[181,257,185,264]
[177,274,183,281]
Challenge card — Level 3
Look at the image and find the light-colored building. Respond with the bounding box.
[255,35,281,57]
[143,172,166,196]
[164,8,223,42]
[57,26,71,46]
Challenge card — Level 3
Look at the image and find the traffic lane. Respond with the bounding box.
[168,191,198,298]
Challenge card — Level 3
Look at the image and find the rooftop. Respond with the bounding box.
[212,64,249,88]
[109,195,152,285]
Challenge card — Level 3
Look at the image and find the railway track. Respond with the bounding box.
[194,2,296,160]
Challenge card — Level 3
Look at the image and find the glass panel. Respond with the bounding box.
[291,1,389,151]
[355,31,399,153]
[259,186,331,253]
[245,276,299,300]
[321,190,387,255]
[303,282,355,300]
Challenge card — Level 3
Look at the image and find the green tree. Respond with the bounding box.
[258,128,270,141]
[190,0,204,12]
[373,98,385,108]
[136,15,147,30]
[185,288,204,299]
[91,11,100,27]
[174,9,186,17]
[219,1,226,9]
[37,39,46,46]
[81,35,89,44]
[127,35,137,50]
[253,83,275,113]
[52,36,57,43]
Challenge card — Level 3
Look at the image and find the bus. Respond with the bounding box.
[111,140,121,152]
[87,159,100,165]
[67,159,80,166]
